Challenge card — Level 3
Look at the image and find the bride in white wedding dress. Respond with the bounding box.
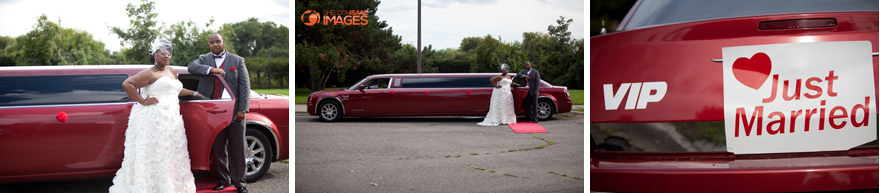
[111,39,203,193]
[478,64,520,126]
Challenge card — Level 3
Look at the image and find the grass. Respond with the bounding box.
[293,87,583,105]
[253,89,290,96]
[568,89,583,105]
[294,87,344,104]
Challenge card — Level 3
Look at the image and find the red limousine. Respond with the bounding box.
[307,73,573,122]
[591,0,878,192]
[0,65,289,183]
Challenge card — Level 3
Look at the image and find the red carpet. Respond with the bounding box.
[508,122,548,133]
[195,173,238,193]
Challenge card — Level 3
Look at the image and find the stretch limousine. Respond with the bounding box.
[0,65,289,183]
[307,73,573,122]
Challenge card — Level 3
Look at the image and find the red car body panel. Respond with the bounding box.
[591,147,878,192]
[591,12,878,123]
[591,4,879,192]
[0,65,289,183]
[307,73,572,118]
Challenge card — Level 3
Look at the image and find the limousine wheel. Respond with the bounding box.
[244,128,274,183]
[318,101,342,122]
[537,99,555,121]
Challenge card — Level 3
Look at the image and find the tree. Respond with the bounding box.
[221,18,288,58]
[539,16,583,89]
[295,0,402,91]
[162,18,225,66]
[109,0,160,64]
[9,14,112,65]
[465,35,526,73]
[0,36,15,66]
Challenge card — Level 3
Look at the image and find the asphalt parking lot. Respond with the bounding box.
[295,114,585,192]
[0,162,289,193]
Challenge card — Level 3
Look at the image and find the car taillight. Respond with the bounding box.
[758,18,837,30]
[564,88,570,100]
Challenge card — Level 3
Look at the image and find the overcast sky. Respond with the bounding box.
[373,0,585,50]
[0,0,583,53]
[0,0,289,53]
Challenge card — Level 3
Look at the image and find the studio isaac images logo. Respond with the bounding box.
[300,10,369,26]
[722,41,877,154]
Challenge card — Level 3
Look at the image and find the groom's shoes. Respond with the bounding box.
[237,187,248,193]
[212,183,229,190]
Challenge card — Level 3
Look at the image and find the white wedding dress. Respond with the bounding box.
[109,76,196,193]
[478,77,517,126]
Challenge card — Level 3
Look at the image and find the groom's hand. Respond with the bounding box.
[211,67,226,78]
[235,110,246,121]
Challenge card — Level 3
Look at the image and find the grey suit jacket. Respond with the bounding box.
[187,52,250,115]
[516,69,540,96]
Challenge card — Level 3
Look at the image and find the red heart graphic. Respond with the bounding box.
[732,52,772,90]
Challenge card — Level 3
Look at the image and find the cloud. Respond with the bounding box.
[268,0,288,8]
[382,5,416,13]
[423,0,498,8]
[0,0,21,5]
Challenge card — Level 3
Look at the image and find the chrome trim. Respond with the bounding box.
[714,52,879,63]
[387,78,393,89]
[0,102,133,109]
[391,87,495,90]
[315,97,345,116]
[537,96,558,113]
[245,120,282,161]
[617,0,643,31]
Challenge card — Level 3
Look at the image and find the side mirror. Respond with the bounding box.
[358,85,365,91]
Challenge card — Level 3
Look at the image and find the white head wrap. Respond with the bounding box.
[149,38,173,64]
[501,63,509,71]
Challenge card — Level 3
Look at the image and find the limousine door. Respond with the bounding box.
[0,74,132,178]
[178,75,236,170]
[346,78,390,116]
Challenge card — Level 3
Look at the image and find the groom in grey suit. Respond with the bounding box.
[187,33,250,193]
[516,61,540,123]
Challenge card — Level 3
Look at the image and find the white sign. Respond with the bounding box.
[722,41,877,154]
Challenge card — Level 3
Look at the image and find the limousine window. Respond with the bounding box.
[362,78,390,90]
[0,74,130,106]
[400,77,493,88]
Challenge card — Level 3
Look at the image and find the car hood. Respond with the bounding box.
[309,88,346,96]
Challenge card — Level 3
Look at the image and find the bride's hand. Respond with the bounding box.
[140,95,159,106]
[495,85,502,88]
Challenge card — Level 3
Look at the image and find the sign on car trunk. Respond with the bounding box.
[722,41,877,154]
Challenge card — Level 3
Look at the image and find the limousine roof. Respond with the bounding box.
[0,65,190,76]
[366,73,505,78]
[361,72,556,87]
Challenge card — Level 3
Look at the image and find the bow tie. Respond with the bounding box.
[213,55,223,59]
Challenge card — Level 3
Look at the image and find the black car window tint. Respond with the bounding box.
[364,78,390,89]
[401,77,494,88]
[624,0,877,30]
[0,74,130,106]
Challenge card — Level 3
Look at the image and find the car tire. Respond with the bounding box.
[244,128,274,183]
[318,100,342,122]
[537,99,555,121]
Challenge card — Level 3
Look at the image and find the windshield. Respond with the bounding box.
[624,0,878,30]
[346,77,371,90]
